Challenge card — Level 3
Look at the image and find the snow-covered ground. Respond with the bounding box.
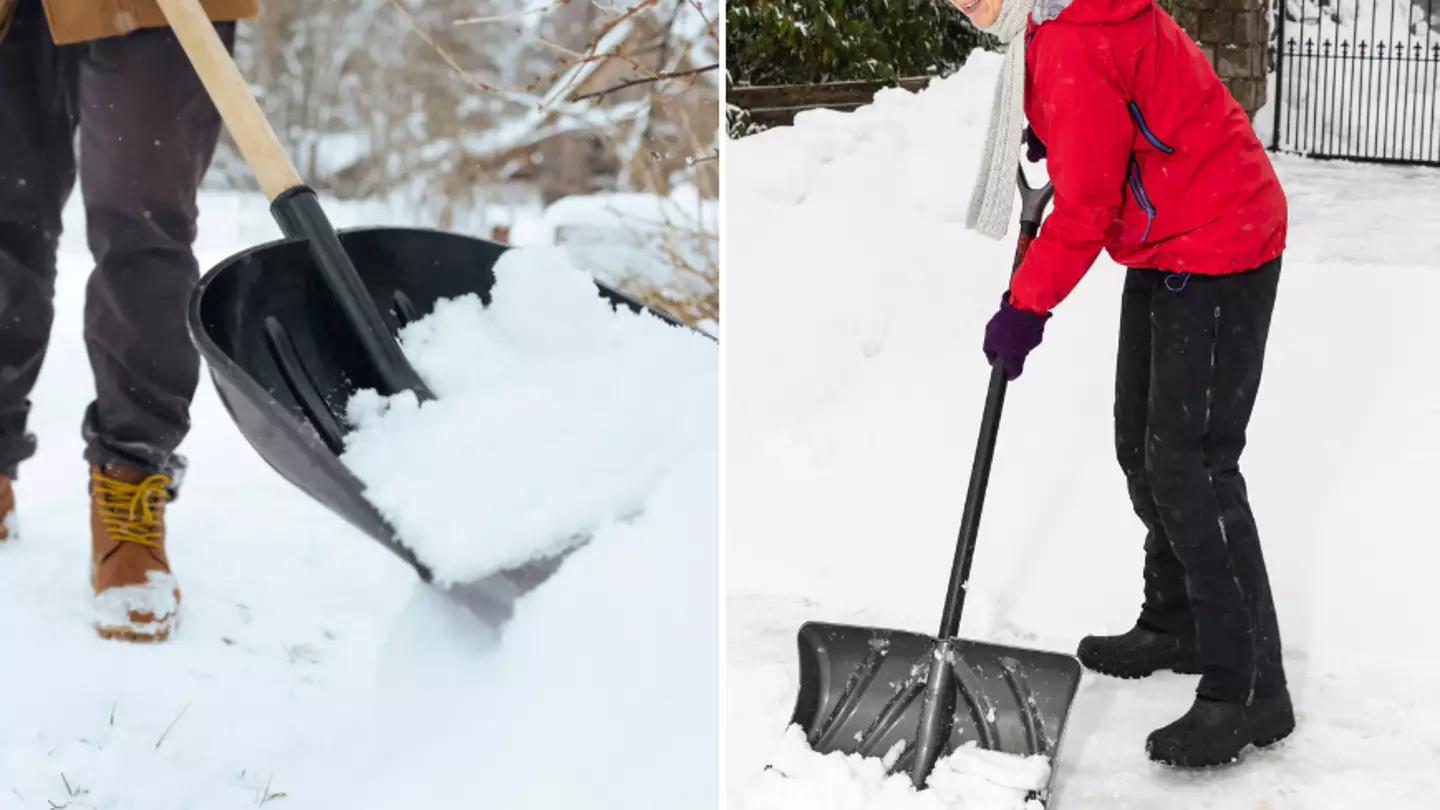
[0,193,717,809]
[724,50,1440,809]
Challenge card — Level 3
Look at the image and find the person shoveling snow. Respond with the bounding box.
[0,187,720,809]
[0,0,256,643]
[726,8,1440,810]
[952,0,1294,769]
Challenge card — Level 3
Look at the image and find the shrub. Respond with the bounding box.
[726,0,988,87]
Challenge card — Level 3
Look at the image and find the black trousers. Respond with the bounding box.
[1114,257,1286,703]
[0,0,233,479]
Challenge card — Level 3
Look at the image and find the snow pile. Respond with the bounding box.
[738,725,1047,810]
[339,244,715,586]
[319,436,719,810]
[726,42,1440,810]
[1281,0,1435,44]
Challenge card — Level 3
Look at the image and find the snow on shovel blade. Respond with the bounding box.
[790,621,1082,803]
[187,225,692,592]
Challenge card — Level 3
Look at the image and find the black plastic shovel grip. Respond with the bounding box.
[271,187,437,402]
[936,168,1053,640]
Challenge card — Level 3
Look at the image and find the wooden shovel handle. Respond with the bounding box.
[153,0,303,201]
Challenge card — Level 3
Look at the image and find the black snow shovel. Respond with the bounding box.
[785,166,1081,803]
[156,0,698,620]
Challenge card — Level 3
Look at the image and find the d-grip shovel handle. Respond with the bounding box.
[154,0,435,401]
[937,166,1054,640]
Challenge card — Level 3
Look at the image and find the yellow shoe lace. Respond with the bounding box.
[92,469,171,549]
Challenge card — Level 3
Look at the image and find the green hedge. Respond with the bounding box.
[726,0,990,87]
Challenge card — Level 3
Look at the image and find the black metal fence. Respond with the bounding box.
[1271,0,1440,165]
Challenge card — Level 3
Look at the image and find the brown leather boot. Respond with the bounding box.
[0,474,15,542]
[90,464,181,642]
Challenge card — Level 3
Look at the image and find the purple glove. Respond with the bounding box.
[1023,125,1046,162]
[983,292,1050,380]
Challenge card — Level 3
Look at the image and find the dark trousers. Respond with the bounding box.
[0,0,232,479]
[1114,257,1286,704]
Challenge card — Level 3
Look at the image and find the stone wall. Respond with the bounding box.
[1157,0,1270,121]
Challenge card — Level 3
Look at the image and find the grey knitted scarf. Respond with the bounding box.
[964,0,1056,239]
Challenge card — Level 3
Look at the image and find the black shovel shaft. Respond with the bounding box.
[782,170,1081,803]
[910,637,956,788]
[271,187,436,402]
[936,209,1045,640]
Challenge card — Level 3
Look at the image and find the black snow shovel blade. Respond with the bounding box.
[790,625,1082,796]
[784,166,1081,804]
[189,226,688,584]
[156,0,702,609]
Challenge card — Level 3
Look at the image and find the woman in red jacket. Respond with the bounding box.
[953,0,1294,768]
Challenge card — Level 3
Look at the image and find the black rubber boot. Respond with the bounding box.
[1146,690,1295,767]
[1076,622,1200,679]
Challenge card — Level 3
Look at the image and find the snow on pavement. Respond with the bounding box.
[724,50,1440,809]
[0,192,718,809]
[737,725,1049,810]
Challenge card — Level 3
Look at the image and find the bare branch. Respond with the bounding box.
[570,62,718,102]
[452,0,568,26]
[386,0,504,94]
[540,0,664,101]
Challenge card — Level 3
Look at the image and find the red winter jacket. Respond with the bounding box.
[1008,0,1287,315]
